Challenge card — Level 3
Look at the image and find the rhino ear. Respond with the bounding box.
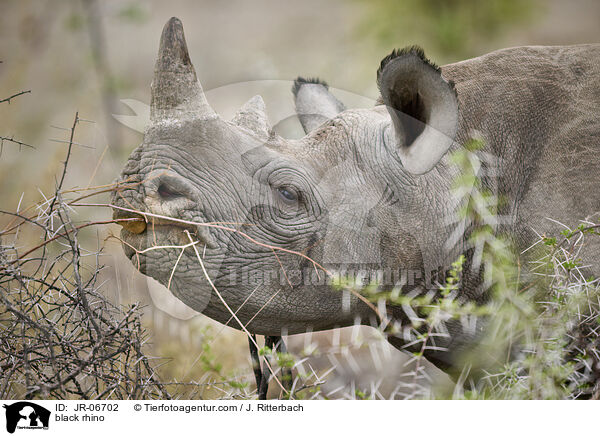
[232,95,271,139]
[293,77,346,134]
[378,47,458,175]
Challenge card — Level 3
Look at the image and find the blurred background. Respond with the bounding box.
[1,0,599,398]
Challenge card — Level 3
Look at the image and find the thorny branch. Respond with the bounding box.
[0,136,35,157]
[0,89,31,105]
[0,88,34,154]
[0,115,339,399]
[0,112,170,399]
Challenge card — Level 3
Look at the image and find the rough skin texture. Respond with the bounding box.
[112,18,600,374]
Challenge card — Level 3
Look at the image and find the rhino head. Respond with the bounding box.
[112,18,461,348]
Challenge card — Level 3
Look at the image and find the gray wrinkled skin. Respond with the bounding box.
[112,17,600,373]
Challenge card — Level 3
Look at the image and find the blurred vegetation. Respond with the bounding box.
[343,139,600,399]
[354,0,540,62]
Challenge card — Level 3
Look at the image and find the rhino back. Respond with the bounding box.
[442,45,600,267]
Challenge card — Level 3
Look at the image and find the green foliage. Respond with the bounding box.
[354,389,370,400]
[339,137,600,399]
[447,141,598,399]
[155,324,252,399]
[154,323,329,399]
[117,3,148,24]
[353,0,539,61]
[450,142,598,399]
[276,352,296,369]
[64,12,84,32]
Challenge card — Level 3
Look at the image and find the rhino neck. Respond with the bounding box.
[373,142,469,288]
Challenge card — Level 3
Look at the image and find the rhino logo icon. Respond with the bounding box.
[3,402,50,433]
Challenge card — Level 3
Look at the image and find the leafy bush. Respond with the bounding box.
[340,139,600,399]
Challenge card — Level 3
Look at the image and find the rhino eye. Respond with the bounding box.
[276,186,299,204]
[157,183,183,200]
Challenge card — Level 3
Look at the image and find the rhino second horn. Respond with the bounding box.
[232,95,271,139]
[150,17,216,123]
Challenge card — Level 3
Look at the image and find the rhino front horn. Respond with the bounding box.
[150,17,216,123]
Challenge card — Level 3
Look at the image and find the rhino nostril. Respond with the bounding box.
[157,182,184,201]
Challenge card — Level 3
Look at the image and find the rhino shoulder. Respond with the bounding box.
[442,44,600,89]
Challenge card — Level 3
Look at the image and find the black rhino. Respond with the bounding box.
[112,17,600,385]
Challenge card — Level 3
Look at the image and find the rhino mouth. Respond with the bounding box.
[116,213,217,260]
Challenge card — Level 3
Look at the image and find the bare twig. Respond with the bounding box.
[52,112,79,209]
[0,137,170,399]
[0,136,35,150]
[0,89,31,104]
